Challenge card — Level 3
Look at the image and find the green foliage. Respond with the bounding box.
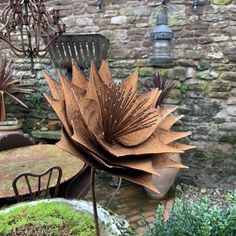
[0,202,95,236]
[30,92,46,116]
[180,83,189,93]
[218,135,236,144]
[144,191,236,236]
[191,150,209,160]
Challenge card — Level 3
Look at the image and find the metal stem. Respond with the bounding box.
[90,167,100,236]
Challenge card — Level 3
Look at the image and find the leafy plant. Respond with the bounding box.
[0,202,95,236]
[30,92,46,116]
[144,192,236,236]
[180,83,189,93]
[0,55,32,121]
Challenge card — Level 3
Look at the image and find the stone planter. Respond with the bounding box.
[0,198,130,236]
[0,119,22,133]
[145,153,181,199]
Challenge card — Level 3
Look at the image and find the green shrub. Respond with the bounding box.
[144,191,236,236]
[0,202,95,236]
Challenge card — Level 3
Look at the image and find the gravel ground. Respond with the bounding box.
[175,183,235,208]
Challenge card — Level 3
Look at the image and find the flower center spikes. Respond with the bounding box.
[97,83,159,144]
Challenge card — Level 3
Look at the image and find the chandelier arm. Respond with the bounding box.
[35,23,42,55]
[0,10,13,32]
[26,25,33,55]
[0,34,25,54]
[2,6,11,23]
[38,33,62,53]
[20,26,26,55]
[42,16,60,34]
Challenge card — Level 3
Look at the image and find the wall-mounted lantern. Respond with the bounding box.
[149,3,173,65]
[192,0,199,11]
[96,0,102,11]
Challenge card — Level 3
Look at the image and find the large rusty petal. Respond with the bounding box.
[152,154,188,169]
[44,95,72,137]
[170,142,195,151]
[57,69,78,126]
[98,60,113,85]
[91,131,183,157]
[57,129,103,169]
[71,58,88,90]
[109,169,159,193]
[157,129,192,144]
[158,115,184,130]
[119,71,138,92]
[44,72,64,100]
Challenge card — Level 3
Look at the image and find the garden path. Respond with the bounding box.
[85,175,174,235]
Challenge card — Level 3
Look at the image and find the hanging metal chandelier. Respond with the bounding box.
[0,0,66,70]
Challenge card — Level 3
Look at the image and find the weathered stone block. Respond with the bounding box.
[110,60,136,68]
[219,123,236,131]
[76,17,94,26]
[196,69,218,80]
[138,67,155,77]
[227,106,236,116]
[219,72,236,81]
[208,92,230,99]
[227,97,236,105]
[114,30,128,41]
[210,80,232,92]
[168,67,186,81]
[111,16,127,24]
[212,0,233,5]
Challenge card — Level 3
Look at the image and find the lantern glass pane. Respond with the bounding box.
[150,39,172,64]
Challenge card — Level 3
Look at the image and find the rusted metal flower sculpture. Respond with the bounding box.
[44,60,194,235]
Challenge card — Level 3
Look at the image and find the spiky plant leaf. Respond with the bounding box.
[0,55,33,121]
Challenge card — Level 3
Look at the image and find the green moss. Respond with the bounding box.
[168,12,187,27]
[218,135,236,144]
[138,67,154,77]
[0,202,95,235]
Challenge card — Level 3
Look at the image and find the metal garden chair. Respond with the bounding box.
[12,166,62,202]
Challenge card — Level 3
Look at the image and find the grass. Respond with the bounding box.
[0,202,96,236]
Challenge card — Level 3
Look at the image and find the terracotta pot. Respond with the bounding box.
[48,120,58,131]
[145,153,181,199]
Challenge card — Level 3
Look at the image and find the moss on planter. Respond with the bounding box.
[0,202,95,235]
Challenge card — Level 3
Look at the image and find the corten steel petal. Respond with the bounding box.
[44,60,194,193]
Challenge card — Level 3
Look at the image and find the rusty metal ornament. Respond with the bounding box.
[44,60,194,189]
[44,60,194,235]
[0,0,65,70]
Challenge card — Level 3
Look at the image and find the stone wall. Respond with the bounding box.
[0,0,236,157]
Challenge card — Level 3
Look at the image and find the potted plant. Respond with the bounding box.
[144,72,190,199]
[0,55,32,131]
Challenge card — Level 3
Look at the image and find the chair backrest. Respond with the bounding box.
[12,166,62,202]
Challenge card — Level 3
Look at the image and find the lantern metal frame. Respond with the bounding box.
[0,0,66,70]
[149,4,173,65]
